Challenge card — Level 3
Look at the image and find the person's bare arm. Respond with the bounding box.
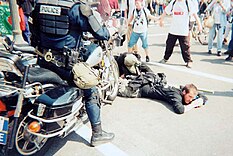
[193,13,202,32]
[128,14,134,25]
[148,14,159,21]
[150,0,154,12]
[159,12,166,27]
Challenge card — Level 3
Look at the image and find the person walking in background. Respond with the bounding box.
[223,0,233,46]
[128,0,158,62]
[159,0,202,68]
[120,0,127,17]
[125,0,139,54]
[225,2,233,61]
[17,0,34,44]
[108,0,120,14]
[158,0,164,15]
[97,0,112,21]
[189,0,199,44]
[206,0,230,56]
[151,0,158,15]
[199,0,207,15]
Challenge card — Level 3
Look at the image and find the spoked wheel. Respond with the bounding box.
[198,27,217,45]
[191,25,198,40]
[197,31,209,45]
[106,59,119,101]
[11,116,52,156]
[99,58,119,104]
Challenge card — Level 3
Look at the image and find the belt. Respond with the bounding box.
[35,48,79,68]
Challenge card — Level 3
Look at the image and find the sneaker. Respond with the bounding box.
[186,62,192,68]
[225,56,232,61]
[146,56,150,62]
[208,50,212,54]
[159,58,167,64]
[217,51,222,56]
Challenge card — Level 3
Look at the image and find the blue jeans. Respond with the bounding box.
[22,15,31,44]
[228,23,233,52]
[128,31,148,49]
[208,24,224,52]
[83,87,101,125]
[158,5,163,15]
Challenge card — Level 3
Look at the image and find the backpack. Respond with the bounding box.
[132,8,149,28]
[127,72,167,92]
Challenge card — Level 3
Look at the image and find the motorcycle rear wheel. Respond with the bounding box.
[9,115,53,156]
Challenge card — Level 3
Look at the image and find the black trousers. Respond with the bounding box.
[163,33,192,63]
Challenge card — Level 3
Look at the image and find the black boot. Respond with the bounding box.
[91,124,115,147]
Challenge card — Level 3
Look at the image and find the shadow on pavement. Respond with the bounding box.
[149,43,166,47]
[45,119,91,155]
[145,98,176,113]
[200,58,233,66]
[191,51,211,56]
[45,133,90,156]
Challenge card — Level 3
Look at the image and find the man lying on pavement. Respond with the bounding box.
[116,53,208,114]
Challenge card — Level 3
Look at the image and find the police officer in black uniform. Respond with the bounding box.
[31,0,116,146]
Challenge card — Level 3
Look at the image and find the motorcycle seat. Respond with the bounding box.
[36,86,83,107]
[28,67,66,85]
[13,44,35,53]
[0,50,25,75]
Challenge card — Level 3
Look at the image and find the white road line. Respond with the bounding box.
[148,33,167,37]
[147,61,233,84]
[75,125,128,156]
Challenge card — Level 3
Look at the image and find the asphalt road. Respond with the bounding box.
[42,17,233,156]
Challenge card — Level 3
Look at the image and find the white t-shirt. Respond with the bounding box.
[165,0,195,36]
[120,0,127,11]
[125,0,146,20]
[132,8,150,33]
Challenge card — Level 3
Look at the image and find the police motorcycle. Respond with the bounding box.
[0,38,88,155]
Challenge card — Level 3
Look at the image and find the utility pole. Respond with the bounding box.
[9,0,28,45]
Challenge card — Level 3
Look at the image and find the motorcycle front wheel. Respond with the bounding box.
[99,58,119,104]
[9,115,53,156]
[106,58,119,101]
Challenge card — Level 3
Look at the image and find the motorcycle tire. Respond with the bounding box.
[8,115,54,156]
[198,28,217,45]
[106,58,119,101]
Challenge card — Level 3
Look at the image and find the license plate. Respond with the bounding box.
[0,116,8,145]
[40,5,61,16]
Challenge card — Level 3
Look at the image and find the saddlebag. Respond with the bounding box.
[33,86,83,120]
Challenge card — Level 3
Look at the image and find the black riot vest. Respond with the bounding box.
[34,0,76,36]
